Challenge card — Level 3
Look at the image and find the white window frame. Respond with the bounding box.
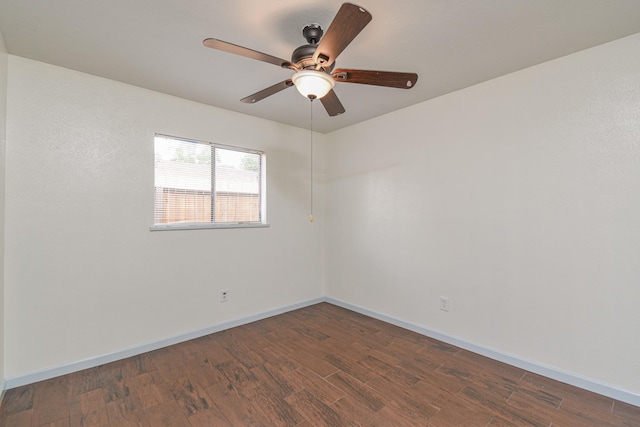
[150,134,268,231]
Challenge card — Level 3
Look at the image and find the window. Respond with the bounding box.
[152,135,266,229]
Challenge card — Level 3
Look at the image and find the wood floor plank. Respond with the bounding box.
[241,383,306,427]
[269,338,338,378]
[305,337,365,363]
[325,370,386,412]
[429,405,494,427]
[400,359,467,394]
[559,387,615,416]
[130,371,173,410]
[411,376,490,417]
[459,385,545,426]
[351,340,401,366]
[189,336,234,367]
[509,386,563,409]
[214,329,265,370]
[66,368,101,397]
[185,405,232,427]
[170,377,212,418]
[235,323,287,349]
[203,379,267,426]
[487,414,526,426]
[122,354,156,380]
[520,372,628,426]
[286,366,345,405]
[143,399,190,426]
[395,352,447,381]
[242,318,276,335]
[437,359,516,397]
[307,304,379,335]
[332,396,424,427]
[68,388,109,427]
[412,347,456,369]
[304,314,390,350]
[250,361,301,398]
[105,392,151,427]
[1,303,639,426]
[358,354,421,388]
[365,372,441,420]
[454,349,526,382]
[145,400,189,427]
[37,417,71,427]
[285,389,350,427]
[552,406,620,427]
[176,341,225,389]
[505,388,569,426]
[31,378,70,426]
[214,358,260,394]
[612,401,640,427]
[252,345,300,374]
[521,371,606,407]
[290,323,330,342]
[149,347,190,384]
[0,385,34,416]
[555,397,622,427]
[97,366,131,403]
[1,409,33,427]
[322,353,375,383]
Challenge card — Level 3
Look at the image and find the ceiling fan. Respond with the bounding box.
[203,2,418,117]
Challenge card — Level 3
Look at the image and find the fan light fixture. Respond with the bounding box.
[292,70,335,99]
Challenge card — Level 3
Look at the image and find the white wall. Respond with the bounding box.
[0,31,8,391]
[326,33,640,394]
[4,56,326,378]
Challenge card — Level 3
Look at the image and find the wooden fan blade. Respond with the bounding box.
[320,89,346,116]
[203,38,297,70]
[332,68,418,89]
[312,3,372,69]
[241,80,294,104]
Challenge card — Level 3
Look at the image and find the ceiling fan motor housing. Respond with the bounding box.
[291,44,317,68]
[292,24,334,70]
[303,24,323,44]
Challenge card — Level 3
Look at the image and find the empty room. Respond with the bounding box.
[0,1,639,425]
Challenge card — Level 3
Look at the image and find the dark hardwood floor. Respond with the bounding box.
[1,303,638,426]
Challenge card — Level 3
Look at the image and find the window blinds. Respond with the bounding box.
[154,135,263,226]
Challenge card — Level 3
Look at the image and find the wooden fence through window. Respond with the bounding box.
[154,188,260,224]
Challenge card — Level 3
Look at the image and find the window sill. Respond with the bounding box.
[150,222,270,231]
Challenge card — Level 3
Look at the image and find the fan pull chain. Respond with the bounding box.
[309,99,314,223]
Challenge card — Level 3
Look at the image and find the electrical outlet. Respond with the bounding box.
[440,296,450,312]
[220,289,229,303]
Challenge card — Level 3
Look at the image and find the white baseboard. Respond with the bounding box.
[4,296,639,408]
[325,297,640,408]
[4,297,324,390]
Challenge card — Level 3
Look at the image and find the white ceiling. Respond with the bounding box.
[1,0,639,133]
